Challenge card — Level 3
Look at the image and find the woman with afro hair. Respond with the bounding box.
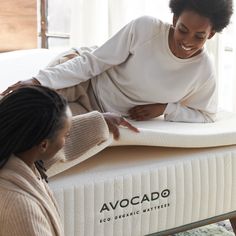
[2,0,233,123]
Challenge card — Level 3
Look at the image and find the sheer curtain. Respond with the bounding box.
[217,9,235,112]
[70,0,171,47]
[70,0,109,47]
[233,12,236,112]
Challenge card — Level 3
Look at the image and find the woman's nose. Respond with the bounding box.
[182,35,194,46]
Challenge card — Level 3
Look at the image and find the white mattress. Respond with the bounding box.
[48,111,236,177]
[49,145,236,236]
[114,111,236,148]
[2,49,236,235]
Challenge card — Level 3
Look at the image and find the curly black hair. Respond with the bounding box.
[169,0,233,32]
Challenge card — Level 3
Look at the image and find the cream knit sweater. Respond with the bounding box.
[0,111,109,236]
[0,156,63,236]
[44,111,109,169]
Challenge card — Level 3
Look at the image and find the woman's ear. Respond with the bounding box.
[208,30,216,39]
[38,139,49,153]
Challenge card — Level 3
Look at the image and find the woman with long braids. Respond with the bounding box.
[0,86,137,236]
[0,86,71,236]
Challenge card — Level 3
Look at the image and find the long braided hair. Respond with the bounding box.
[0,86,68,179]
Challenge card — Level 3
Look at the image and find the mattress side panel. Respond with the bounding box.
[50,150,236,236]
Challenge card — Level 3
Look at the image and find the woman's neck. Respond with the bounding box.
[16,149,39,169]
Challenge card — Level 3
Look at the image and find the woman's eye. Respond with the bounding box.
[178,28,187,34]
[195,35,205,40]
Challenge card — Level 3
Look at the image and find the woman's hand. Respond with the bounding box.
[128,103,167,121]
[1,78,41,95]
[103,112,139,140]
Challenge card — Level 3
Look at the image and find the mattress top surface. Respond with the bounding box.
[113,111,236,148]
[48,108,236,177]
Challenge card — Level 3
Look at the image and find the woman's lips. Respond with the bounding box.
[180,44,193,51]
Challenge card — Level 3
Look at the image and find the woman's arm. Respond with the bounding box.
[35,20,137,90]
[128,74,217,123]
[1,20,136,95]
[45,111,139,169]
[164,75,217,123]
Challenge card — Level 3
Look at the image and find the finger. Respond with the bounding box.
[1,87,12,96]
[106,120,120,140]
[111,126,120,140]
[1,86,17,95]
[1,82,21,95]
[120,119,139,132]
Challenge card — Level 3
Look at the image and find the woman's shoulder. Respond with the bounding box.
[131,15,167,43]
[133,15,165,30]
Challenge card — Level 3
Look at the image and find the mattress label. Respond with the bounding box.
[99,189,170,224]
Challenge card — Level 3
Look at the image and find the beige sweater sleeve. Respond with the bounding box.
[63,111,109,160]
[0,192,56,236]
[45,111,109,169]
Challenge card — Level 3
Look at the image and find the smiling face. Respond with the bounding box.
[169,10,215,59]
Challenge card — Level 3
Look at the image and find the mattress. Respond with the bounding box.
[2,49,236,235]
[49,144,236,236]
[49,112,236,236]
[47,111,236,177]
[114,111,236,148]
